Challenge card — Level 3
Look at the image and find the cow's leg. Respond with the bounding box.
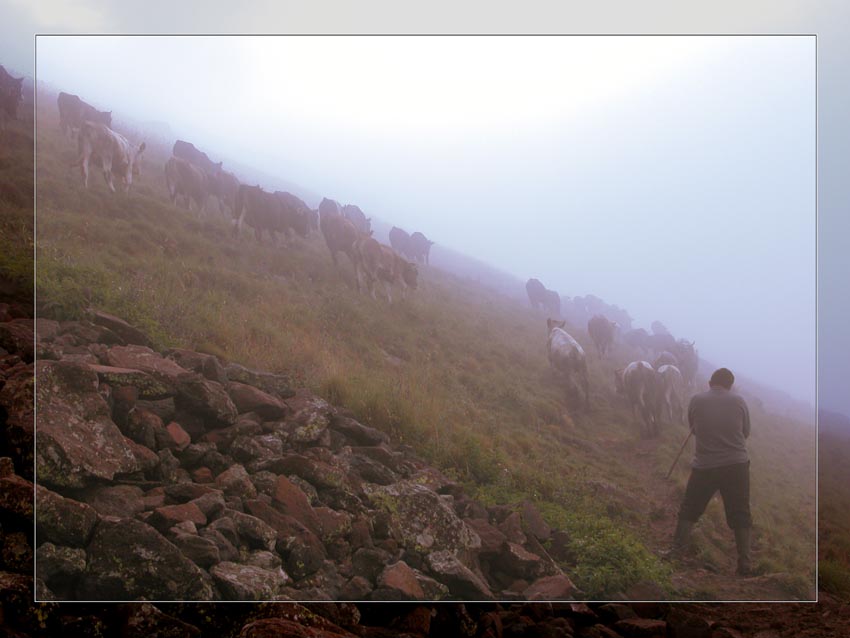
[102,158,116,193]
[80,155,90,188]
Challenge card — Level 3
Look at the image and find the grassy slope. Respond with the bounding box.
[31,89,817,599]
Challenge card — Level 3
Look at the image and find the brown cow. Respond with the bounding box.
[57,91,111,139]
[320,209,362,273]
[353,236,418,303]
[165,156,209,213]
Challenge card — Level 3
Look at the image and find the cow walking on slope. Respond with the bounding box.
[657,364,685,426]
[623,360,662,437]
[546,318,589,409]
[0,65,24,135]
[75,121,145,193]
[389,226,413,259]
[409,231,434,265]
[353,236,418,303]
[57,91,111,140]
[165,156,209,213]
[320,200,366,282]
[342,204,372,235]
[588,314,616,357]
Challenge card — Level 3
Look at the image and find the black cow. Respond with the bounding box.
[57,91,111,139]
[526,278,547,310]
[389,226,414,260]
[173,140,222,177]
[342,204,371,234]
[409,231,434,265]
[274,191,312,240]
[0,66,23,134]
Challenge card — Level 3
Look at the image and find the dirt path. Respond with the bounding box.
[607,436,802,601]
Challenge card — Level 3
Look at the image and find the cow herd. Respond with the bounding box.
[46,82,703,438]
[537,277,698,438]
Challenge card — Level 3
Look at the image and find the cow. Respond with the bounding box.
[546,318,589,408]
[671,339,698,388]
[274,191,312,241]
[623,360,662,437]
[526,278,547,310]
[543,290,561,318]
[75,121,145,193]
[353,236,418,303]
[657,364,685,426]
[648,331,678,354]
[588,314,616,357]
[208,170,241,217]
[409,231,434,265]
[165,156,209,213]
[0,66,24,134]
[653,350,679,369]
[342,204,372,234]
[173,140,222,177]
[57,91,111,139]
[389,226,413,259]
[233,184,286,243]
[614,367,626,396]
[320,207,363,274]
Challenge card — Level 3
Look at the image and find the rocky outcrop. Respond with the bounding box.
[31,311,581,601]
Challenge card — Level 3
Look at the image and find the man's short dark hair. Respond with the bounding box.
[710,368,735,389]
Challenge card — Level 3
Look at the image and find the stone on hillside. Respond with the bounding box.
[189,490,227,519]
[164,482,219,503]
[425,550,493,600]
[35,361,140,488]
[352,547,392,584]
[0,472,33,520]
[106,344,189,381]
[124,408,164,449]
[35,485,97,547]
[284,391,335,444]
[230,434,283,464]
[157,421,191,451]
[229,510,278,551]
[166,348,227,384]
[225,362,295,399]
[377,561,425,599]
[613,618,668,638]
[523,574,579,601]
[340,575,373,600]
[465,518,507,556]
[251,470,279,496]
[228,381,289,419]
[81,484,145,519]
[314,507,352,544]
[346,452,397,485]
[215,464,257,500]
[498,511,528,545]
[124,436,160,474]
[91,311,153,348]
[0,319,34,362]
[0,363,34,478]
[120,603,202,638]
[500,542,545,580]
[272,475,321,535]
[365,480,481,562]
[520,501,552,542]
[35,318,61,342]
[35,543,86,598]
[210,561,288,601]
[88,364,173,399]
[245,550,282,570]
[148,503,207,532]
[80,517,214,600]
[261,454,349,491]
[200,527,240,562]
[330,415,388,446]
[156,448,182,483]
[174,372,238,426]
[171,531,221,569]
[665,608,712,638]
[244,499,327,579]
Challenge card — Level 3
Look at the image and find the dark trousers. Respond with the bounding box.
[678,461,752,530]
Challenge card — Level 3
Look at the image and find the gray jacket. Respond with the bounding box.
[688,386,751,469]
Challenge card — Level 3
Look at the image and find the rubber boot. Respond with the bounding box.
[734,527,753,576]
[664,519,694,559]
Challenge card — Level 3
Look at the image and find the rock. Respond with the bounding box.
[188,491,227,519]
[465,518,507,556]
[347,453,397,485]
[314,507,352,544]
[228,381,289,419]
[88,364,173,399]
[0,363,34,478]
[329,415,389,446]
[35,485,98,547]
[666,608,712,638]
[35,543,86,598]
[171,531,221,569]
[106,344,189,380]
[148,503,208,532]
[520,501,552,542]
[35,361,140,488]
[239,617,356,638]
[500,542,545,580]
[340,575,373,600]
[598,603,638,623]
[613,618,668,638]
[125,436,160,474]
[80,517,214,600]
[377,561,425,599]
[0,472,34,520]
[1,531,32,572]
[158,421,191,451]
[0,319,34,362]
[215,464,258,500]
[229,510,278,551]
[120,603,201,638]
[365,480,481,562]
[352,547,392,584]
[163,482,218,503]
[174,373,238,426]
[498,511,527,545]
[624,580,667,601]
[251,470,279,496]
[124,408,163,449]
[225,362,295,399]
[81,485,145,519]
[272,475,322,535]
[244,500,327,579]
[35,317,61,341]
[425,550,493,600]
[91,311,153,348]
[210,561,287,601]
[245,550,282,570]
[523,574,579,601]
[167,348,227,382]
[261,454,349,491]
[192,467,214,484]
[156,448,182,483]
[231,434,283,464]
[200,527,240,562]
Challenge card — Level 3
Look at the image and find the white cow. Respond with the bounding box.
[76,121,145,193]
[657,364,685,426]
[546,319,589,408]
[624,360,662,437]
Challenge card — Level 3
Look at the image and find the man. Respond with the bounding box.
[670,367,753,576]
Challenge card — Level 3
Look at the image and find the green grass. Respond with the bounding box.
[22,87,820,599]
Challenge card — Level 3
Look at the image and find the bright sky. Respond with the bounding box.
[33,35,816,407]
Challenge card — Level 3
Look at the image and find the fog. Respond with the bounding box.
[32,35,816,407]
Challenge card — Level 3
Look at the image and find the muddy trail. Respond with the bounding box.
[606,435,804,601]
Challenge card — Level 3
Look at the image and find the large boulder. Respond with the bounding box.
[329,415,388,446]
[35,543,86,599]
[91,311,154,348]
[377,561,425,599]
[225,362,294,399]
[271,475,321,536]
[0,319,34,362]
[364,480,481,562]
[166,348,227,384]
[523,574,579,601]
[174,373,238,427]
[106,345,190,383]
[0,363,34,477]
[88,364,173,400]
[35,485,98,547]
[79,517,214,600]
[425,550,493,600]
[80,485,145,519]
[35,361,140,488]
[227,381,289,419]
[210,561,287,601]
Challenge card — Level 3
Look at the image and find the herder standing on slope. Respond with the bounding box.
[669,367,754,576]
